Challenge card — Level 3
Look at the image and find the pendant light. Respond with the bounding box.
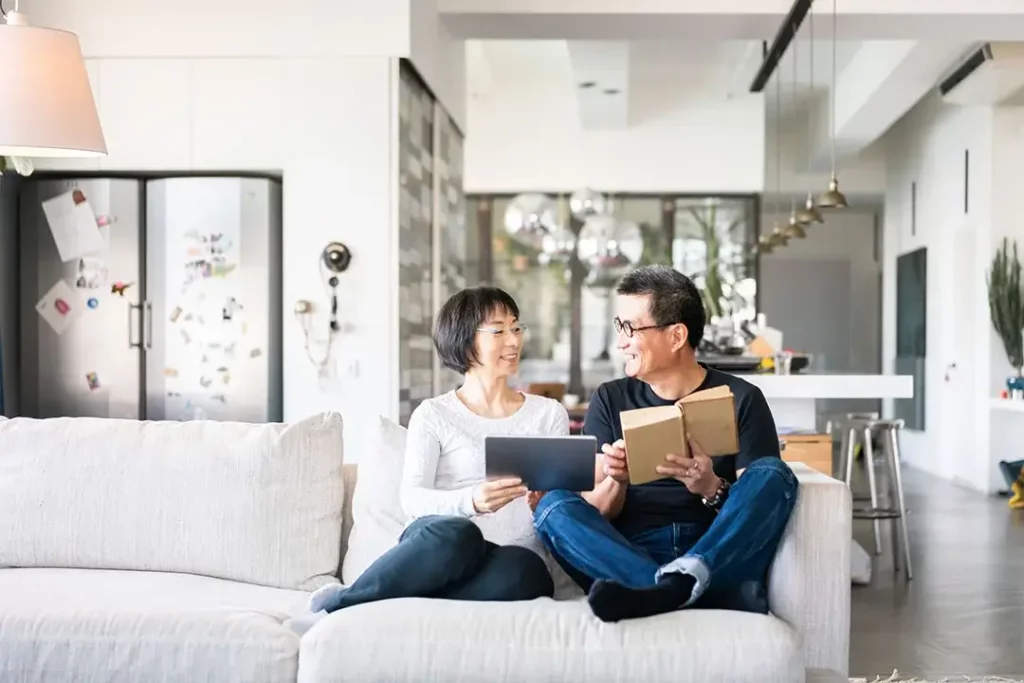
[796,1,826,225]
[0,3,106,157]
[785,35,808,239]
[816,0,848,209]
[768,70,790,249]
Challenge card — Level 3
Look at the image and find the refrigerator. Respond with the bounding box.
[18,176,282,423]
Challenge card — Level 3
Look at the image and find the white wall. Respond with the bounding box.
[25,1,468,459]
[881,92,997,492]
[465,77,766,193]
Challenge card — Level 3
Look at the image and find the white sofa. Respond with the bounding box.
[0,413,851,683]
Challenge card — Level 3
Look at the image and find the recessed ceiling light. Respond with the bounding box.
[603,88,620,95]
[579,81,597,89]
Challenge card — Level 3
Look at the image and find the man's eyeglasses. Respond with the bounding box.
[477,324,528,338]
[613,317,671,338]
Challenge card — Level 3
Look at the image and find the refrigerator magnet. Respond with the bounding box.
[87,298,99,309]
[110,281,132,297]
[35,280,83,335]
[85,372,101,391]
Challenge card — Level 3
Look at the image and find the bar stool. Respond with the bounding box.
[841,417,913,580]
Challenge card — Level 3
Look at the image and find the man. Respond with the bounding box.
[532,265,799,622]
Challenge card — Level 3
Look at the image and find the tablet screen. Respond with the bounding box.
[484,435,597,492]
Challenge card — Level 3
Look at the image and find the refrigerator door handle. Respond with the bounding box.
[144,301,154,350]
[128,303,142,349]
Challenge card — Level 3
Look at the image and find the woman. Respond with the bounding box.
[307,286,569,615]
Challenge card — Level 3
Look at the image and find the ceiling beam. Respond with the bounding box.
[749,0,812,92]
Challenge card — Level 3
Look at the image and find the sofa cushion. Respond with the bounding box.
[340,415,408,584]
[0,567,307,683]
[297,597,804,683]
[0,413,345,591]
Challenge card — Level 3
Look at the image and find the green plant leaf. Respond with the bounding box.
[988,237,1024,369]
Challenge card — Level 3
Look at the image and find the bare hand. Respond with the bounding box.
[600,439,630,483]
[656,436,720,498]
[473,477,527,513]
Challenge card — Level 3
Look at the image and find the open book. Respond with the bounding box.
[619,385,739,485]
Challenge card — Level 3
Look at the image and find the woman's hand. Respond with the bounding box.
[472,477,528,513]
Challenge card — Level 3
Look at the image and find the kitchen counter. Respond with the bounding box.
[751,373,914,431]
[744,374,914,399]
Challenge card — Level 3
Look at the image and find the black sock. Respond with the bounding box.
[587,573,697,623]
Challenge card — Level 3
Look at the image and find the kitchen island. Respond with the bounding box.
[562,372,914,433]
[744,374,915,431]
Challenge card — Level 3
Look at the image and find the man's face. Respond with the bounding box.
[614,294,686,379]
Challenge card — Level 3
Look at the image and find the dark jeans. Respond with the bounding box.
[533,456,799,613]
[327,515,554,611]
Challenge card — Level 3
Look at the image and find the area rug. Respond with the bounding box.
[851,674,1023,682]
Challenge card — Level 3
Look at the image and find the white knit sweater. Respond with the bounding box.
[399,391,570,555]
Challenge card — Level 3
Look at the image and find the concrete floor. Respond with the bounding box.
[849,465,1024,678]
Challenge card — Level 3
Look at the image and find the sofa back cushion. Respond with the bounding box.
[0,413,345,591]
[340,415,407,584]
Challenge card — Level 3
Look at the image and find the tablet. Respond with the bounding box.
[484,435,598,492]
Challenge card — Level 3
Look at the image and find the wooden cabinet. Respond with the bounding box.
[780,434,833,476]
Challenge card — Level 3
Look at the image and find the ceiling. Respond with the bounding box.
[457,1,1011,173]
[470,38,871,120]
[442,0,1024,42]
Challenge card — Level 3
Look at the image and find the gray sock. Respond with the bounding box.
[308,583,348,613]
[284,610,328,636]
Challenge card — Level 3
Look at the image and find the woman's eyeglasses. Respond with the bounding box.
[476,324,528,338]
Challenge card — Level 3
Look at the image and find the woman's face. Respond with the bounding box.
[469,307,524,378]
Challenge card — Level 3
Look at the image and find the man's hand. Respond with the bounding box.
[599,439,630,483]
[526,490,547,512]
[472,477,527,514]
[656,436,721,499]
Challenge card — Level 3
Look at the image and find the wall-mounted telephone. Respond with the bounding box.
[295,242,352,378]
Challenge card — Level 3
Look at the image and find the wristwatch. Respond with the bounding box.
[702,479,731,511]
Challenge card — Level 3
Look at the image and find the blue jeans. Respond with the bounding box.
[533,456,798,613]
[325,516,553,612]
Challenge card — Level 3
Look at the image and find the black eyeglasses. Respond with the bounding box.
[613,317,673,338]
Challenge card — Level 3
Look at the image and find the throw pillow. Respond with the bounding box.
[340,415,408,584]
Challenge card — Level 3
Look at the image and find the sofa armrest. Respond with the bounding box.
[768,463,851,677]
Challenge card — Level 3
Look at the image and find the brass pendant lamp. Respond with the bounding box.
[796,1,825,225]
[816,0,848,210]
[784,31,807,239]
[768,66,790,248]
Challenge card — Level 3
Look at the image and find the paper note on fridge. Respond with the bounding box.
[41,189,105,262]
[619,385,740,485]
[36,279,83,336]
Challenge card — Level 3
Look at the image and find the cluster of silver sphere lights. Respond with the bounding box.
[503,188,644,289]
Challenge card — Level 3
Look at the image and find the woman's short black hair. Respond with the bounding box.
[433,286,521,374]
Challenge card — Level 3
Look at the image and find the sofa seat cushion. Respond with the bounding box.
[0,568,308,683]
[298,597,804,683]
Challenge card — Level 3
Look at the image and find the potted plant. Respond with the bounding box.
[987,237,1024,397]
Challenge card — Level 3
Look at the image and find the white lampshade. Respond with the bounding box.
[0,11,105,157]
